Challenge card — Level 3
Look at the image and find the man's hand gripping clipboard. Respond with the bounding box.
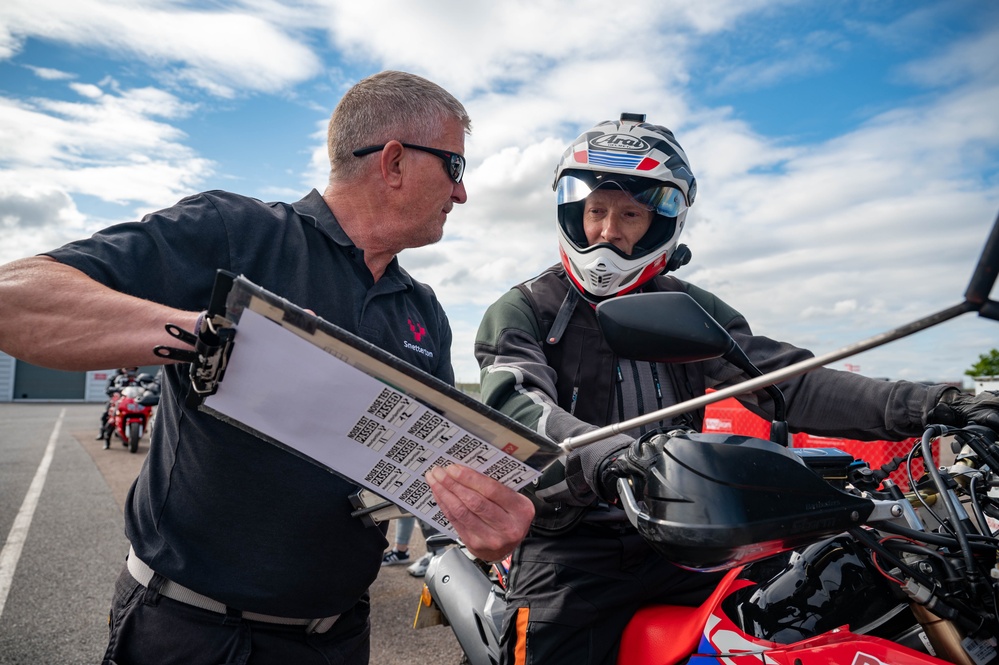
[155,271,562,538]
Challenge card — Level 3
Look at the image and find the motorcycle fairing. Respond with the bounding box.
[618,567,750,665]
[683,595,950,665]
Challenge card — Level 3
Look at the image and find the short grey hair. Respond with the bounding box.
[327,71,471,184]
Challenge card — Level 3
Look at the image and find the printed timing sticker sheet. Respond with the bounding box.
[350,387,537,531]
[203,306,542,537]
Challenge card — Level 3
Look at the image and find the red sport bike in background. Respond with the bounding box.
[102,372,160,453]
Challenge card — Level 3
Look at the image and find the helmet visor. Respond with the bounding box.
[556,175,687,219]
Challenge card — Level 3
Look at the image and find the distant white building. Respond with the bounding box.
[973,376,999,395]
[0,350,123,402]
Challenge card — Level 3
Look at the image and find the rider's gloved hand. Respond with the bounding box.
[596,436,662,504]
[927,389,999,431]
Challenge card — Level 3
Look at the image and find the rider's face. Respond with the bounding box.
[582,189,653,255]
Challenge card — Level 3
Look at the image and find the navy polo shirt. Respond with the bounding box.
[46,189,454,617]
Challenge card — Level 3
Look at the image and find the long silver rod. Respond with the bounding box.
[560,300,976,452]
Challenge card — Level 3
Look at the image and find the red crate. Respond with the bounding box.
[703,397,935,491]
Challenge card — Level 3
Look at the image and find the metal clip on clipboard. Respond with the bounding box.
[152,270,238,407]
[349,489,414,527]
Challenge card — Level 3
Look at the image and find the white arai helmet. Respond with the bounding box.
[555,113,696,302]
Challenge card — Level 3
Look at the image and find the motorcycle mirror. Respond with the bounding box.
[595,292,736,363]
[965,209,999,320]
[595,291,790,444]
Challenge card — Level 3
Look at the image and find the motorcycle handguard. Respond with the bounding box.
[616,431,876,571]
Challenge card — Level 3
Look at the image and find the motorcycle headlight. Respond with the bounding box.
[127,403,143,412]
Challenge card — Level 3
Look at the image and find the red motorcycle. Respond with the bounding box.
[610,427,999,665]
[102,373,159,453]
[421,423,999,665]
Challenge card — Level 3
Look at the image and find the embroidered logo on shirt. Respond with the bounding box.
[408,319,427,342]
[405,319,433,359]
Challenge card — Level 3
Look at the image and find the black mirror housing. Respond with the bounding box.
[595,292,734,364]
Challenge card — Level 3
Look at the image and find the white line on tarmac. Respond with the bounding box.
[0,407,65,619]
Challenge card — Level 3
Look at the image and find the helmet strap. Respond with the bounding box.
[546,288,580,345]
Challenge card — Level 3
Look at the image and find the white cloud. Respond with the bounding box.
[908,23,999,86]
[0,185,92,264]
[68,82,103,99]
[0,82,212,204]
[26,64,74,80]
[0,78,215,264]
[316,0,781,100]
[0,0,323,96]
[710,50,834,95]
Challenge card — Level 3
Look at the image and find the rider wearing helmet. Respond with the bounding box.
[114,366,140,387]
[554,112,694,302]
[474,114,998,665]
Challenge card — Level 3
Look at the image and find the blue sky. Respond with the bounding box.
[1,0,997,384]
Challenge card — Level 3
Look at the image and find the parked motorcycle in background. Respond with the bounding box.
[415,213,999,665]
[102,371,161,453]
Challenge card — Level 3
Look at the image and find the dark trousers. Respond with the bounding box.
[102,567,370,665]
[499,524,722,665]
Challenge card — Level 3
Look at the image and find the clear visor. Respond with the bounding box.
[556,175,687,218]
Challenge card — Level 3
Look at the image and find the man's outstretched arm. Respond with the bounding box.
[0,256,198,370]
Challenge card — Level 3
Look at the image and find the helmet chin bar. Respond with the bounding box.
[579,249,641,296]
[562,245,670,302]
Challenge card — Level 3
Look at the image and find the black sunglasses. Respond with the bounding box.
[352,143,465,184]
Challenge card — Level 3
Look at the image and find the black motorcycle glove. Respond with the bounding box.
[927,389,999,431]
[595,436,663,504]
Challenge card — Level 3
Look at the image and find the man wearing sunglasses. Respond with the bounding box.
[0,70,533,665]
[474,114,999,665]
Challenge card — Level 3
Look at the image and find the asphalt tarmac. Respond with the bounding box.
[0,403,463,664]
